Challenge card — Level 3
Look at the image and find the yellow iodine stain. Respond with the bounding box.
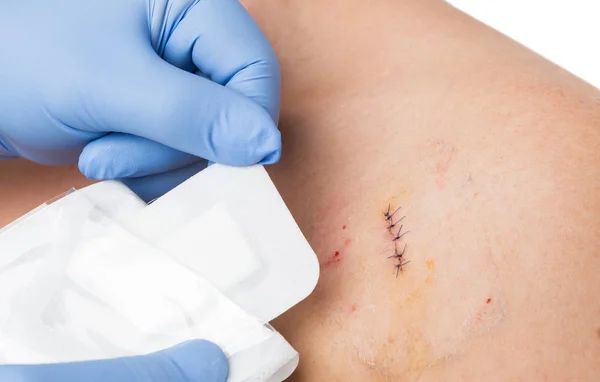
[397,260,436,308]
[405,325,435,373]
[426,259,435,285]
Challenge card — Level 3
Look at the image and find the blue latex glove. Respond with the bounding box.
[0,0,281,201]
[0,340,228,382]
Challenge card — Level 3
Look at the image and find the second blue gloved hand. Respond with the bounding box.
[0,340,228,382]
[0,0,281,201]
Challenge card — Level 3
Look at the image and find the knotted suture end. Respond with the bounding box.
[384,203,411,278]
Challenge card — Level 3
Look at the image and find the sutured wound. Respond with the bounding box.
[384,203,410,277]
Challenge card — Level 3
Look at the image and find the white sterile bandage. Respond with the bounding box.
[0,164,320,382]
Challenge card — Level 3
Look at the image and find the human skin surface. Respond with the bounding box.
[2,0,600,380]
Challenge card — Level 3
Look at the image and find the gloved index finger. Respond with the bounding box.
[162,0,281,122]
[75,0,282,169]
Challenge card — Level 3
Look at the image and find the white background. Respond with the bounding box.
[447,0,600,88]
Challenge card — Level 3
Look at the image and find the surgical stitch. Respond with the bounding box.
[385,203,410,277]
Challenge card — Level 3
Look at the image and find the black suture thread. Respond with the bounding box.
[395,260,411,278]
[393,228,411,241]
[388,242,407,260]
[389,215,405,228]
[384,203,401,223]
[385,205,410,277]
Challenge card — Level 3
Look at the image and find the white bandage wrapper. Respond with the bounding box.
[0,165,320,382]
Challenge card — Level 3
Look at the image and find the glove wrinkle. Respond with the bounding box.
[0,134,13,157]
[149,0,202,58]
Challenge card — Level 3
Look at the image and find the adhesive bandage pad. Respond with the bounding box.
[0,165,320,382]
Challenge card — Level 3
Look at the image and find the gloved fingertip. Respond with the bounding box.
[259,146,282,165]
[79,152,121,181]
[254,125,281,165]
[78,150,107,180]
[163,340,228,382]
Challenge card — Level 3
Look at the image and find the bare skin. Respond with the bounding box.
[1,0,600,380]
[0,160,91,227]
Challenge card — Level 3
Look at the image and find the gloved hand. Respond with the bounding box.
[0,340,228,382]
[0,0,281,201]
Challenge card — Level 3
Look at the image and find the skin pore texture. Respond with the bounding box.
[1,0,600,380]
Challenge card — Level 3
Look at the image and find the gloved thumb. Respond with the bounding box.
[0,340,228,382]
